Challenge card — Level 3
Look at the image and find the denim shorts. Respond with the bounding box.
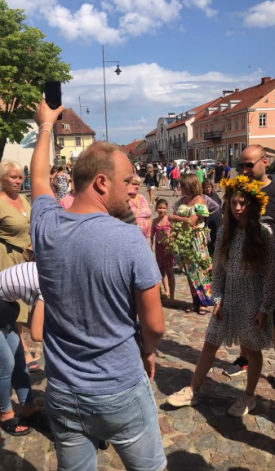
[45,374,166,471]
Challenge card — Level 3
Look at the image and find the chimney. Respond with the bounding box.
[235,88,239,93]
[223,90,234,97]
[261,77,271,85]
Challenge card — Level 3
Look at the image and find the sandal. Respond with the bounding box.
[25,350,40,373]
[1,417,31,437]
[198,308,211,316]
[20,410,50,432]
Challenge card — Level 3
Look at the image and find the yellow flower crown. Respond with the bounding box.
[220,175,269,216]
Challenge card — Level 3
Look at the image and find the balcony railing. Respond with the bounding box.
[204,131,222,140]
[172,140,182,149]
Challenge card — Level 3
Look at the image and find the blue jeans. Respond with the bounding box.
[0,324,33,413]
[45,374,166,471]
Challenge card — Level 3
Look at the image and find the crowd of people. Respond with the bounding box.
[0,100,275,471]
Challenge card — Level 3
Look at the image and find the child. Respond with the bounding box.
[151,199,176,307]
[167,175,275,417]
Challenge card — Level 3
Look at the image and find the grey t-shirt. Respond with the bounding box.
[31,195,161,395]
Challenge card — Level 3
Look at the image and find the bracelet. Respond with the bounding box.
[39,129,52,135]
[39,123,53,129]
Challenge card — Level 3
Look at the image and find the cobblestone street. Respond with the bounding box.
[1,186,275,471]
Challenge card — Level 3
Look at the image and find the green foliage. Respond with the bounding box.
[0,0,72,159]
[160,223,212,271]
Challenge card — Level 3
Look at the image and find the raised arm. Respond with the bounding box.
[31,100,64,202]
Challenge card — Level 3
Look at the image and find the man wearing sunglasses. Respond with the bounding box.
[223,144,275,379]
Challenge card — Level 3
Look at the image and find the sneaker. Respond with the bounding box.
[166,387,198,408]
[223,356,248,378]
[227,394,256,417]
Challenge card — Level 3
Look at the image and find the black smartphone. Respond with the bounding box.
[44,81,62,120]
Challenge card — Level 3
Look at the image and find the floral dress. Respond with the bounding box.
[129,194,152,239]
[174,200,213,309]
[57,174,68,203]
[206,225,275,350]
[152,216,174,273]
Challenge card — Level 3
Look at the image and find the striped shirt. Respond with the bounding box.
[0,262,43,306]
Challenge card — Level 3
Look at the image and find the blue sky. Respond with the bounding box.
[6,0,275,143]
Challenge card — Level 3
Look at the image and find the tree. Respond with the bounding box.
[0,1,72,160]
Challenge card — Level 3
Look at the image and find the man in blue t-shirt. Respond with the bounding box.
[30,101,166,471]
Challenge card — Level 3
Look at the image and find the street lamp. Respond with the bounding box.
[102,45,122,143]
[79,97,90,149]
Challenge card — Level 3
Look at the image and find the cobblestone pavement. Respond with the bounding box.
[1,186,275,471]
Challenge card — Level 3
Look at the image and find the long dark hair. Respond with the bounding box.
[220,193,266,271]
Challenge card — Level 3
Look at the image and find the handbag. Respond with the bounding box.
[0,300,20,327]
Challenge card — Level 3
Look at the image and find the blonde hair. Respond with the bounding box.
[0,160,23,181]
[180,174,202,197]
[132,175,141,184]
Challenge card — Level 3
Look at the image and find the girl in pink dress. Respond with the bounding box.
[151,199,176,307]
[128,176,152,240]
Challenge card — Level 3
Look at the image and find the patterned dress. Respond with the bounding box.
[129,194,152,239]
[174,200,213,309]
[206,225,275,350]
[152,216,174,273]
[56,174,68,203]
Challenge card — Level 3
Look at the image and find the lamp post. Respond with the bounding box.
[102,45,122,143]
[79,97,90,149]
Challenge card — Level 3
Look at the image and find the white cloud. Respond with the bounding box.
[243,1,275,27]
[225,30,235,36]
[183,0,218,18]
[6,0,182,42]
[63,63,263,143]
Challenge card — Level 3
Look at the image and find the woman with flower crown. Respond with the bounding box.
[167,175,275,417]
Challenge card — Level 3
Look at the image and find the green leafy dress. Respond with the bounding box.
[173,200,213,310]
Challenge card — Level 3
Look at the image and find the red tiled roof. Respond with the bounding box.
[195,77,275,123]
[54,108,95,136]
[120,139,145,154]
[145,128,157,137]
[167,98,223,130]
[130,148,147,156]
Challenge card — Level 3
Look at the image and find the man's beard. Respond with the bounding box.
[107,188,131,220]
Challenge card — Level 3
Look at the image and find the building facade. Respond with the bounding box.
[3,119,54,169]
[146,114,176,161]
[54,108,95,162]
[193,77,275,166]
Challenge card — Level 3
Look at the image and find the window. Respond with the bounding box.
[227,119,231,131]
[259,113,267,127]
[221,120,225,131]
[210,123,213,132]
[215,122,219,131]
[58,137,64,146]
[205,125,208,132]
[195,127,199,138]
[200,127,203,137]
[62,123,69,130]
[241,115,246,129]
[182,133,186,143]
[75,137,82,147]
[234,117,238,130]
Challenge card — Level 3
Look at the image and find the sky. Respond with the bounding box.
[6,0,275,144]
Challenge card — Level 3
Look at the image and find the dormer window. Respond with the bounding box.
[62,123,70,130]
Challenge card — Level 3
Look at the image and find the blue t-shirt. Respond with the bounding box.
[167,165,172,177]
[31,196,161,395]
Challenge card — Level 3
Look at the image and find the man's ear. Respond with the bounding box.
[94,174,108,195]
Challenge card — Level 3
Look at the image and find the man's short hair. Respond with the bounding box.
[73,142,120,193]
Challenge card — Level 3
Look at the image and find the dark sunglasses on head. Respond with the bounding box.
[239,156,264,170]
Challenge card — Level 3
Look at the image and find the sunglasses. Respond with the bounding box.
[239,156,264,170]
